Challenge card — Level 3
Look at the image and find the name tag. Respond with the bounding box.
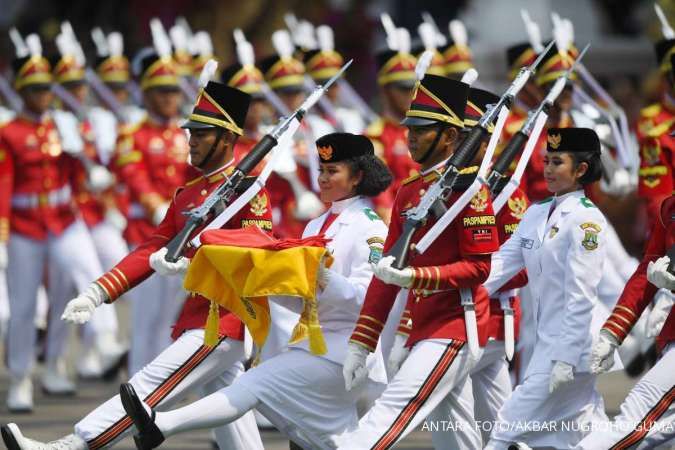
[520,238,534,249]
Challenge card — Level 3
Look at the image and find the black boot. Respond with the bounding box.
[119,383,165,449]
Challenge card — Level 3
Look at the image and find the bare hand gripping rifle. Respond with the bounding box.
[164,60,353,262]
[386,41,554,269]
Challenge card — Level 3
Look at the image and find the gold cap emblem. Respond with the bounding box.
[318,145,333,161]
[548,133,562,149]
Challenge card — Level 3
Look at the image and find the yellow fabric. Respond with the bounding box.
[184,244,331,353]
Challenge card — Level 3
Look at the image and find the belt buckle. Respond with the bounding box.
[38,193,48,207]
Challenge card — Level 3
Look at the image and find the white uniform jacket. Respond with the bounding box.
[271,196,388,381]
[484,190,607,376]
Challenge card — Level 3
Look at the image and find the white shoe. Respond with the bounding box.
[6,376,33,413]
[40,360,75,395]
[1,424,87,450]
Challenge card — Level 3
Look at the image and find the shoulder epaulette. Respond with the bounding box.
[401,172,421,185]
[119,120,143,136]
[365,118,385,137]
[580,197,596,208]
[362,207,382,222]
[640,103,661,119]
[537,197,553,204]
[646,117,675,138]
[450,166,480,191]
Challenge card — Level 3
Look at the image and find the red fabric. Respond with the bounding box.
[0,116,81,241]
[200,226,330,250]
[603,195,675,350]
[318,213,338,235]
[95,167,274,342]
[351,171,499,351]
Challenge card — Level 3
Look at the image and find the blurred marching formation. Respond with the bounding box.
[0,2,672,449]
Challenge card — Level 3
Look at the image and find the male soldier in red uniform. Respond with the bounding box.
[582,194,675,449]
[1,81,269,450]
[636,42,675,223]
[112,49,193,373]
[339,75,500,450]
[365,47,420,222]
[0,35,111,411]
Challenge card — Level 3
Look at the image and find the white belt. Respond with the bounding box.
[11,185,71,209]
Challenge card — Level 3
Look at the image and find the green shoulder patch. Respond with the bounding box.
[536,197,553,204]
[580,197,596,208]
[363,208,382,222]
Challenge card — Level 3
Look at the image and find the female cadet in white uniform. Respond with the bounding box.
[483,128,610,449]
[119,132,392,450]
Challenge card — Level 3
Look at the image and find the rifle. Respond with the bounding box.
[386,40,554,269]
[164,59,352,262]
[488,43,589,194]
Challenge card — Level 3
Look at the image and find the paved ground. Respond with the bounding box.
[0,299,650,449]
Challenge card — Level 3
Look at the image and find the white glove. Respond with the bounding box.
[293,190,325,221]
[318,260,331,291]
[647,256,675,290]
[0,242,7,270]
[387,333,410,376]
[61,284,108,324]
[590,330,618,374]
[373,255,413,288]
[149,247,190,276]
[152,202,170,226]
[343,343,369,391]
[86,165,115,193]
[549,360,574,393]
[104,207,128,232]
[646,289,673,338]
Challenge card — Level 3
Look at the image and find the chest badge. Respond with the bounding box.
[249,193,268,217]
[508,195,527,220]
[580,222,601,251]
[470,188,488,212]
[25,134,38,149]
[520,238,534,249]
[149,137,165,153]
[549,226,559,239]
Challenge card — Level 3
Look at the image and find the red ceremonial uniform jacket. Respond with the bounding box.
[602,195,675,350]
[635,101,675,222]
[487,186,529,340]
[366,117,420,209]
[501,109,549,203]
[112,116,194,246]
[350,165,500,351]
[95,163,274,340]
[0,114,82,241]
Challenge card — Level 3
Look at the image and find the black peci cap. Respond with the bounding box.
[316,132,374,163]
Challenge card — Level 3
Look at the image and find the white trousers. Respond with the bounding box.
[576,343,675,450]
[485,371,608,449]
[6,221,105,377]
[127,272,184,374]
[470,339,512,445]
[155,348,367,450]
[89,222,129,273]
[74,329,262,450]
[336,339,481,450]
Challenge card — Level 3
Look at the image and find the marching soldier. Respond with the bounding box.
[339,75,499,449]
[303,25,366,133]
[636,42,675,224]
[115,132,393,450]
[581,193,674,449]
[365,38,420,222]
[0,33,109,411]
[1,81,268,450]
[483,128,609,449]
[259,30,330,238]
[112,48,193,374]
